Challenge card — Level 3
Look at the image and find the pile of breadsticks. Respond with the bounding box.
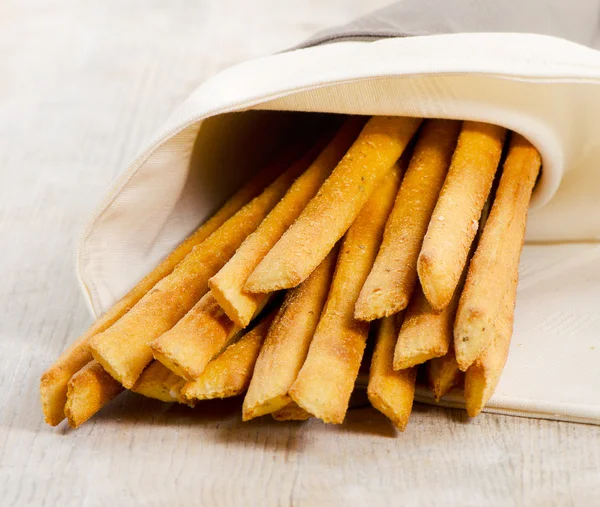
[40,115,541,431]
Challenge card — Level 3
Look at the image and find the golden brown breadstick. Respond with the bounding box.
[454,134,541,371]
[151,291,246,380]
[393,283,454,370]
[90,151,314,389]
[427,346,463,401]
[368,315,417,431]
[355,119,461,321]
[131,361,188,404]
[289,165,401,424]
[64,361,124,428]
[464,271,518,416]
[242,247,338,421]
[271,402,312,421]
[39,149,294,426]
[392,189,486,370]
[425,172,494,400]
[418,121,506,310]
[180,312,275,401]
[245,116,421,293]
[209,119,362,327]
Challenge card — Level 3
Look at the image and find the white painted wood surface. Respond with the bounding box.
[1,2,599,506]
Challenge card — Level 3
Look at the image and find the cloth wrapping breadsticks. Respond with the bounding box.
[76,0,600,424]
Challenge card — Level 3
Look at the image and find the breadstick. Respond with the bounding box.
[151,292,244,380]
[368,315,417,431]
[426,346,463,401]
[39,147,295,426]
[464,271,518,416]
[394,188,486,371]
[64,361,124,428]
[271,402,312,421]
[245,116,421,293]
[392,181,487,371]
[454,134,541,370]
[131,361,188,404]
[209,119,362,327]
[355,119,461,321]
[242,247,338,421]
[180,312,276,401]
[90,150,314,388]
[289,165,401,424]
[425,173,494,400]
[418,121,506,310]
[393,283,454,370]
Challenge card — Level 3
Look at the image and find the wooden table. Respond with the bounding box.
[1,2,598,505]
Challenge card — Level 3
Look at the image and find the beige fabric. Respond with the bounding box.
[78,33,600,424]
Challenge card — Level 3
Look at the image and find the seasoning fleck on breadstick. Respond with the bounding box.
[64,361,124,428]
[209,119,362,327]
[427,346,463,401]
[368,315,417,431]
[454,134,541,371]
[418,122,506,311]
[464,272,518,416]
[131,361,188,404]
[242,247,338,421]
[39,147,295,426]
[90,151,315,389]
[181,312,276,401]
[271,402,312,421]
[393,283,454,370]
[245,116,421,293]
[355,119,461,321]
[289,165,401,424]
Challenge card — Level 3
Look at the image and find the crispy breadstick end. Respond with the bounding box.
[41,342,100,427]
[427,346,463,401]
[418,122,506,310]
[271,402,312,421]
[454,134,541,370]
[245,116,421,293]
[393,283,454,370]
[131,361,189,404]
[355,119,461,321]
[289,165,401,424]
[209,119,362,327]
[180,312,275,401]
[464,272,518,416]
[368,315,417,431]
[64,361,124,428]
[151,292,245,380]
[242,247,338,421]
[90,155,310,388]
[39,153,287,426]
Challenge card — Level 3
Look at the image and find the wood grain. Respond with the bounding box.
[0,1,599,506]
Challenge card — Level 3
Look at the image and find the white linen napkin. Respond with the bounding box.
[77,32,600,424]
